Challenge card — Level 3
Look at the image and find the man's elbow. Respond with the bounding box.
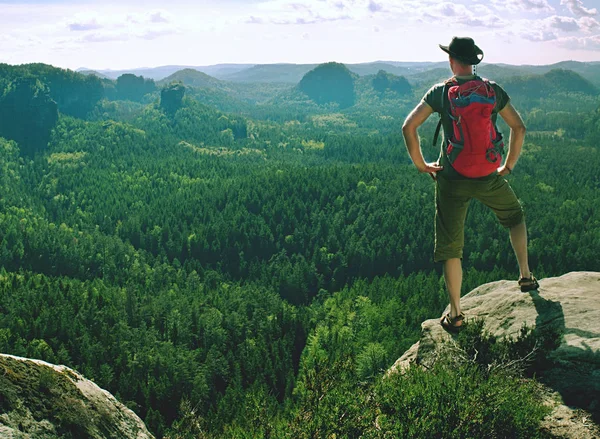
[402,120,413,136]
[511,123,526,136]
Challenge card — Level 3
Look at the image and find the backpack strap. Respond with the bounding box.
[432,78,456,147]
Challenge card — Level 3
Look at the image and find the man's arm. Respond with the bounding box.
[498,102,526,176]
[402,101,443,176]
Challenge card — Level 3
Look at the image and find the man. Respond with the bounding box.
[401,36,539,332]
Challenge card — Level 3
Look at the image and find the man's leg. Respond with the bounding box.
[443,258,463,323]
[476,175,531,280]
[435,176,470,326]
[509,220,531,279]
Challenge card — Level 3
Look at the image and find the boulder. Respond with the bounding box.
[389,271,600,438]
[0,354,154,439]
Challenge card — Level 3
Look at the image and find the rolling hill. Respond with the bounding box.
[158,68,223,88]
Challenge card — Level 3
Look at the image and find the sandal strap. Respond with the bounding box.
[518,274,537,285]
[444,312,464,324]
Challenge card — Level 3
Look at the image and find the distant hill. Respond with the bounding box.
[372,70,412,95]
[82,64,255,81]
[298,62,357,108]
[222,64,319,83]
[78,69,110,79]
[80,61,600,88]
[222,62,428,84]
[347,63,414,78]
[157,68,223,88]
[501,61,600,88]
[502,69,598,99]
[1,63,104,119]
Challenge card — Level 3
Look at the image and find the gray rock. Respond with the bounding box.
[389,271,600,439]
[0,354,154,439]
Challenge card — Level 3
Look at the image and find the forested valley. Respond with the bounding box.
[0,60,599,438]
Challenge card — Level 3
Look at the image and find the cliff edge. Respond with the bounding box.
[0,354,154,439]
[389,271,600,438]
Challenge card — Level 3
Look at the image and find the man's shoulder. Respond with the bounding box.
[480,77,505,89]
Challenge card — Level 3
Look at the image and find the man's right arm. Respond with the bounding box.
[402,101,443,175]
[498,102,526,176]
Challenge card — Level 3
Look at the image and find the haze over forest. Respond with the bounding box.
[0,55,599,438]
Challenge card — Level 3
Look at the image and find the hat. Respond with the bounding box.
[439,37,484,65]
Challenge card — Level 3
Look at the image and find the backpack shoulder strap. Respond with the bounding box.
[432,79,455,147]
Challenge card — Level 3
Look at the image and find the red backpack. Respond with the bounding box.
[433,77,504,178]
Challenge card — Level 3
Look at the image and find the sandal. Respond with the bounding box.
[518,274,539,292]
[440,312,464,333]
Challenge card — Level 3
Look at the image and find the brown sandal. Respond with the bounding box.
[518,274,539,292]
[440,312,464,333]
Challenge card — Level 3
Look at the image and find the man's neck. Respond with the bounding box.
[453,68,474,76]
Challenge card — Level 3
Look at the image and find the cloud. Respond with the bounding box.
[492,0,554,13]
[579,16,600,31]
[80,32,129,43]
[549,15,581,31]
[68,18,102,31]
[149,11,170,23]
[520,29,559,41]
[558,34,600,49]
[245,0,408,25]
[68,9,177,43]
[560,0,597,17]
[516,13,600,44]
[421,2,506,28]
[368,1,383,13]
[542,15,599,33]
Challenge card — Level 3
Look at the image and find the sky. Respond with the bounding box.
[1,0,600,70]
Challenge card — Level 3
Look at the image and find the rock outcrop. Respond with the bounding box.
[389,271,600,438]
[0,354,154,439]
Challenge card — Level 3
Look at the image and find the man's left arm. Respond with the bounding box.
[498,102,526,176]
[402,101,443,176]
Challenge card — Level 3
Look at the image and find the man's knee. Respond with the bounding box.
[434,246,464,263]
[499,209,524,229]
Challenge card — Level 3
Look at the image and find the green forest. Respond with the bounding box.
[0,61,599,438]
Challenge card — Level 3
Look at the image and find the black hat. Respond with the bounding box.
[439,37,484,65]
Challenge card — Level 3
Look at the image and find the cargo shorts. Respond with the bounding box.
[434,173,524,262]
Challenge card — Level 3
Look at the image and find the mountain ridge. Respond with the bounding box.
[80,60,600,86]
[388,271,600,438]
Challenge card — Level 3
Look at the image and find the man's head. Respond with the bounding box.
[439,37,484,67]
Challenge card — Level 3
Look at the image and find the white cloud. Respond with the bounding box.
[558,34,600,49]
[492,0,554,13]
[538,15,600,34]
[520,29,559,41]
[67,9,177,43]
[515,13,600,45]
[560,0,597,17]
[149,11,170,23]
[579,16,600,31]
[369,1,383,13]
[549,15,582,31]
[69,18,102,32]
[421,2,506,28]
[244,0,420,25]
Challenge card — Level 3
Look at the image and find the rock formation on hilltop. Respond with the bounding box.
[389,271,600,439]
[0,77,59,157]
[298,62,356,108]
[0,354,154,439]
[160,82,186,115]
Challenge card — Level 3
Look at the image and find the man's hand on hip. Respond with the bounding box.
[417,162,444,180]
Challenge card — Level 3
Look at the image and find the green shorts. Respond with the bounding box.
[434,173,524,262]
